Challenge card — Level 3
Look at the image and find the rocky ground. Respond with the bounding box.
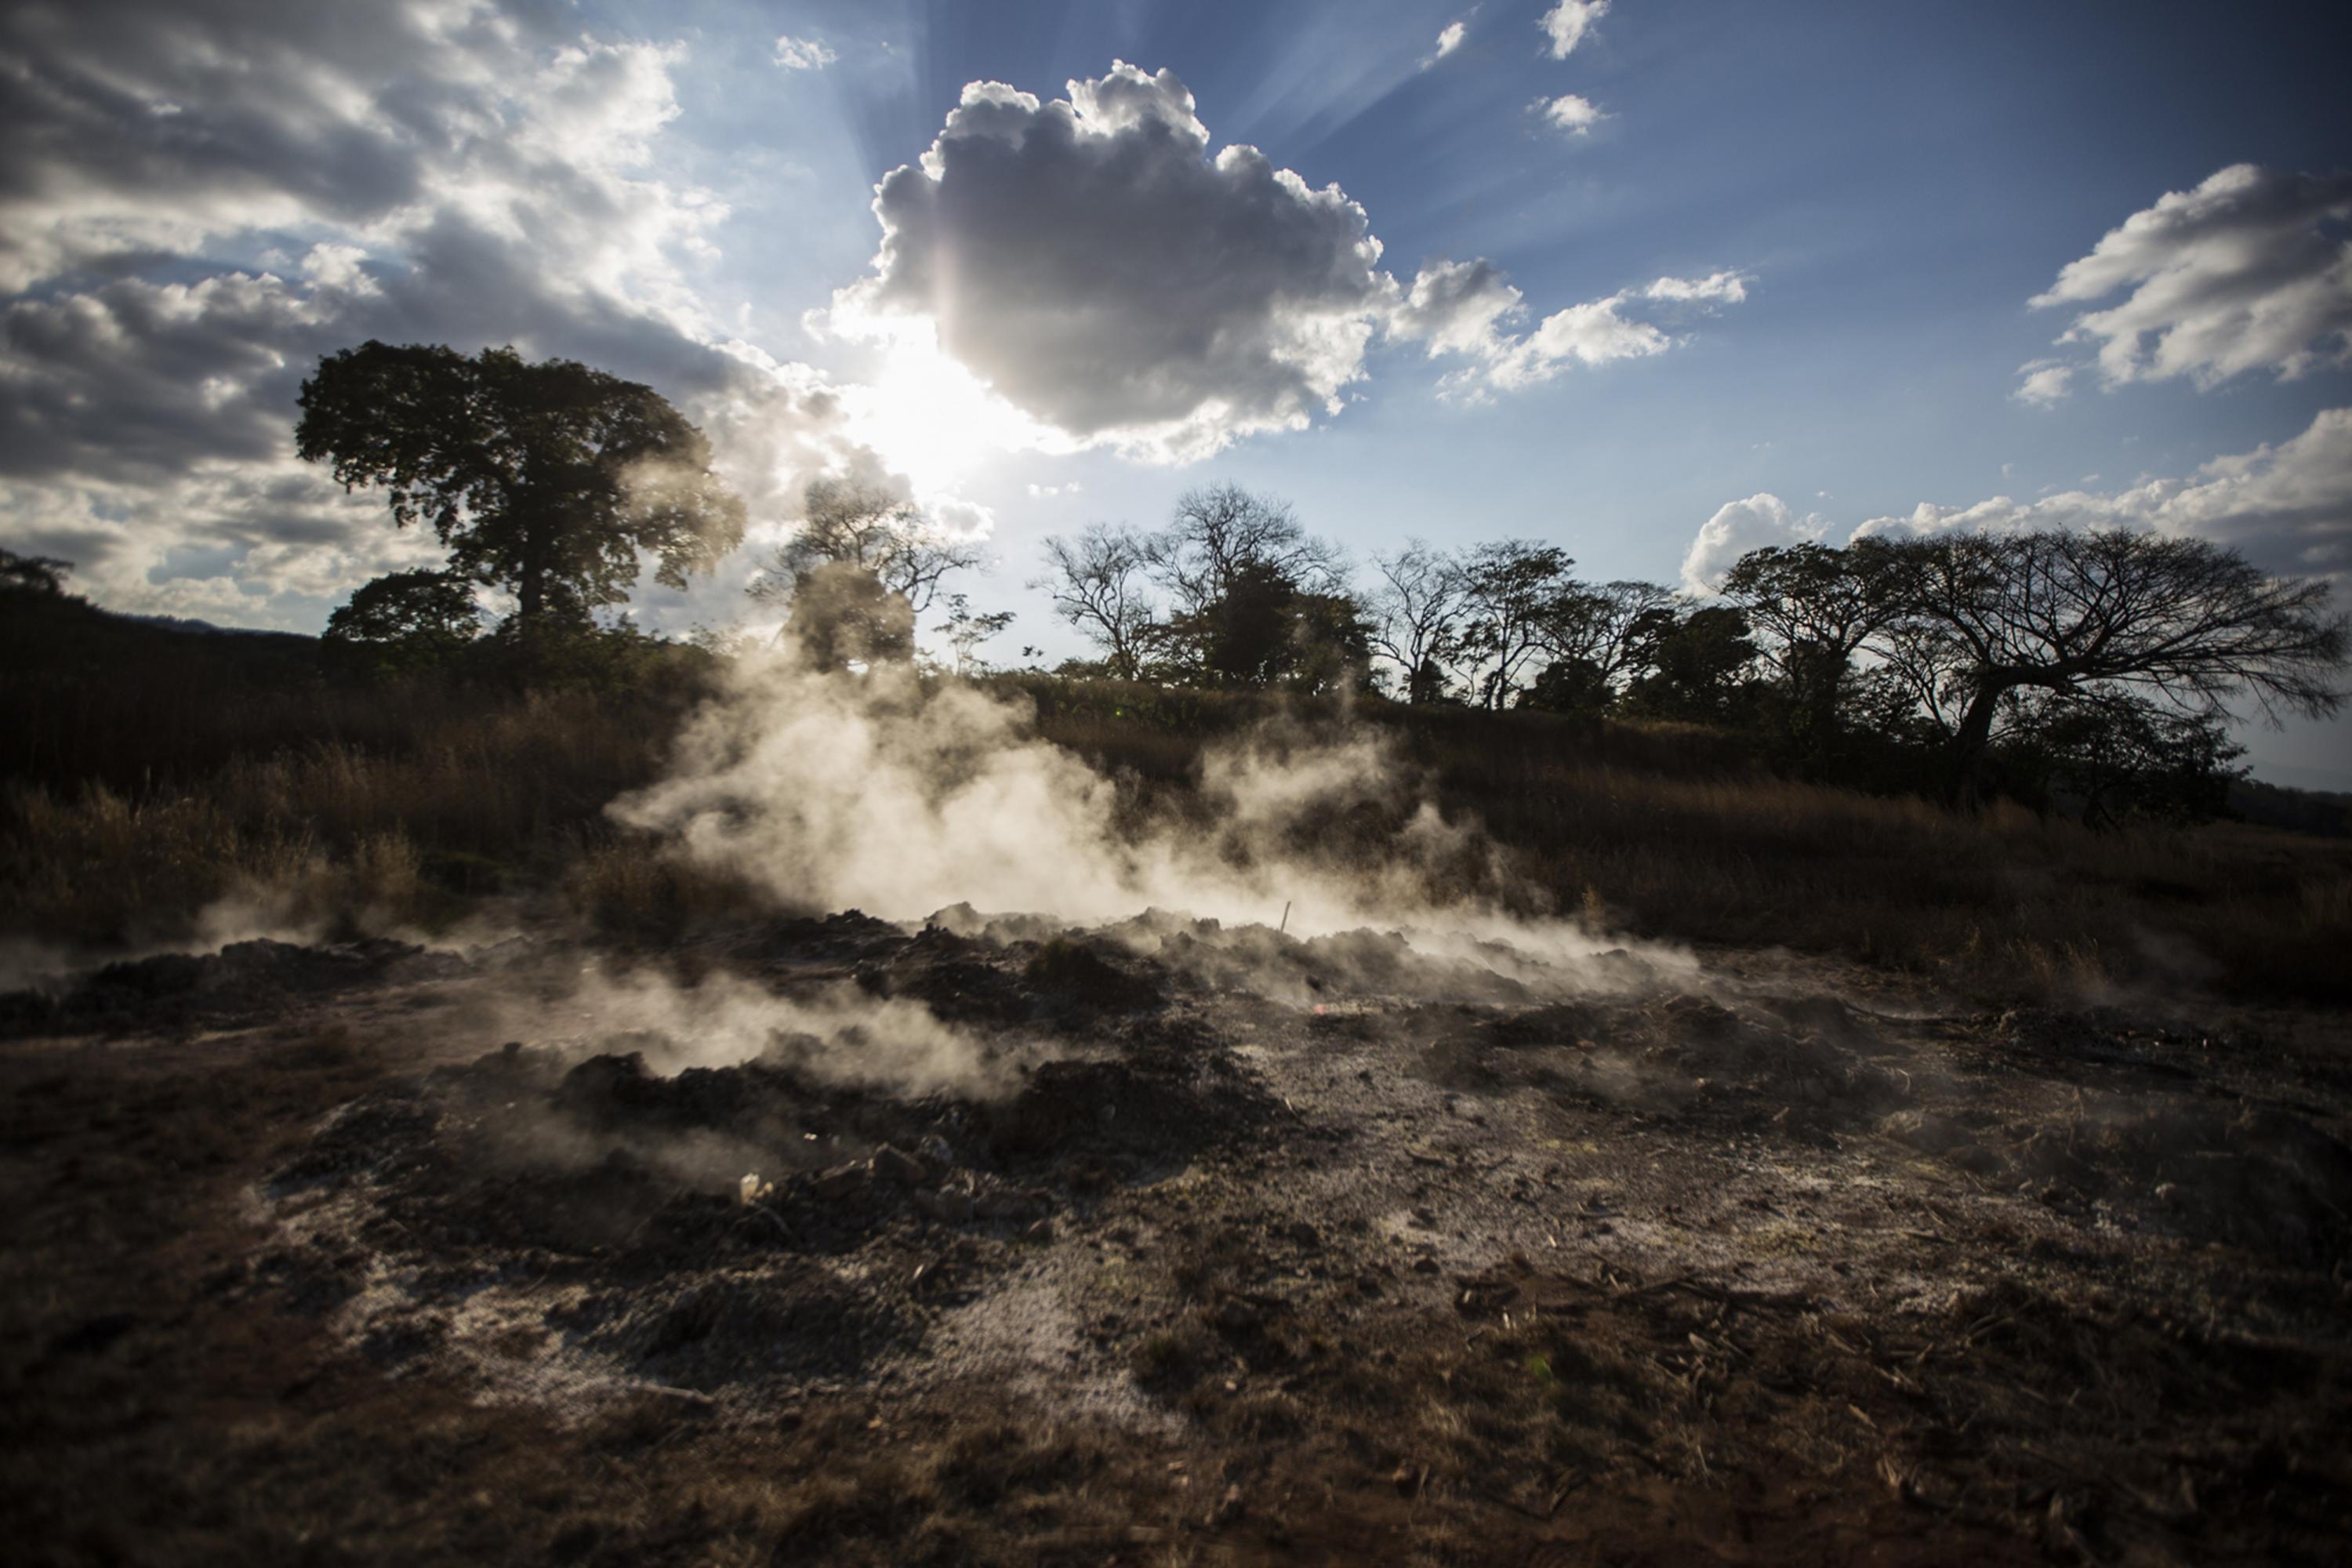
[2,913,2349,1566]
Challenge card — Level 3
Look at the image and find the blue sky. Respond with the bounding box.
[2,0,2348,781]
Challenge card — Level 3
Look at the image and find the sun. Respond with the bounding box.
[843,336,1044,492]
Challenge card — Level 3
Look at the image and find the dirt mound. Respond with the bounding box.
[1018,936,1163,1013]
[2,937,462,1035]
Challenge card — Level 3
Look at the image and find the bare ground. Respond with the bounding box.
[2,916,2348,1566]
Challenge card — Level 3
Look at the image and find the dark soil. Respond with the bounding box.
[2,916,2348,1565]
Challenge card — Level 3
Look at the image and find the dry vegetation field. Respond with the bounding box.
[3,605,2350,1566]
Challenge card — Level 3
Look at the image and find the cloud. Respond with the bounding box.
[1852,407,2352,579]
[1642,271,1748,306]
[772,34,837,71]
[0,0,873,631]
[1393,257,1526,360]
[2013,359,2074,406]
[1401,263,1749,398]
[1427,21,1467,66]
[1538,0,1610,59]
[1536,94,1605,135]
[827,63,1400,463]
[2023,165,2352,400]
[1680,492,1828,593]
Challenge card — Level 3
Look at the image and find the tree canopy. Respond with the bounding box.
[1038,484,1364,692]
[1875,529,2347,801]
[750,477,981,671]
[322,569,483,668]
[296,342,745,629]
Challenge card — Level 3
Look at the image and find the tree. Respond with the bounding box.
[1036,521,1158,681]
[1145,482,1345,624]
[1540,579,1678,702]
[1457,540,1577,709]
[1721,540,1906,761]
[753,477,979,616]
[751,478,980,673]
[2009,691,2245,829]
[296,342,745,630]
[1622,605,1759,723]
[1165,559,1370,691]
[938,593,1016,676]
[1878,530,2348,804]
[780,559,917,671]
[0,547,73,597]
[1367,540,1469,703]
[322,569,482,667]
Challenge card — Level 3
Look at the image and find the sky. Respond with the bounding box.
[2,0,2349,784]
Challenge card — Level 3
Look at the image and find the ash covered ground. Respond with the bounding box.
[3,912,2350,1566]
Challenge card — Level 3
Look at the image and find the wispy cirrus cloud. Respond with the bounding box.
[772,34,837,71]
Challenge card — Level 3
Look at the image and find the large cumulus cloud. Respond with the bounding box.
[1679,492,1827,593]
[2022,165,2352,401]
[830,64,1744,459]
[829,64,1398,463]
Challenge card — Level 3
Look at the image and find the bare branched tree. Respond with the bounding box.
[1036,521,1158,681]
[751,478,979,615]
[1881,530,2348,803]
[1145,481,1345,620]
[1367,539,1469,703]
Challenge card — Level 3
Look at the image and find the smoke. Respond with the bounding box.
[484,958,1020,1098]
[611,649,1691,1000]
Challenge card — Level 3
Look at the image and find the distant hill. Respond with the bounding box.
[2229,776,2352,838]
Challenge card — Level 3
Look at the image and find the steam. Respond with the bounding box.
[612,649,1690,997]
[493,960,1017,1098]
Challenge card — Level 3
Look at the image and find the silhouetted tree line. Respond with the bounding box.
[1036,497,2347,821]
[289,342,2346,823]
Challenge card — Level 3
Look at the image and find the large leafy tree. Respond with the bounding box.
[322,568,481,667]
[1457,540,1578,709]
[1720,541,1904,738]
[296,342,746,628]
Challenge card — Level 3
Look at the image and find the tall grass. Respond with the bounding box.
[3,622,2343,1003]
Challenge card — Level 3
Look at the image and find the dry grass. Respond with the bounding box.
[2,645,2343,1003]
[0,684,689,948]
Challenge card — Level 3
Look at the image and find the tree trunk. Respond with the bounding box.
[1947,676,2009,809]
[517,521,546,627]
